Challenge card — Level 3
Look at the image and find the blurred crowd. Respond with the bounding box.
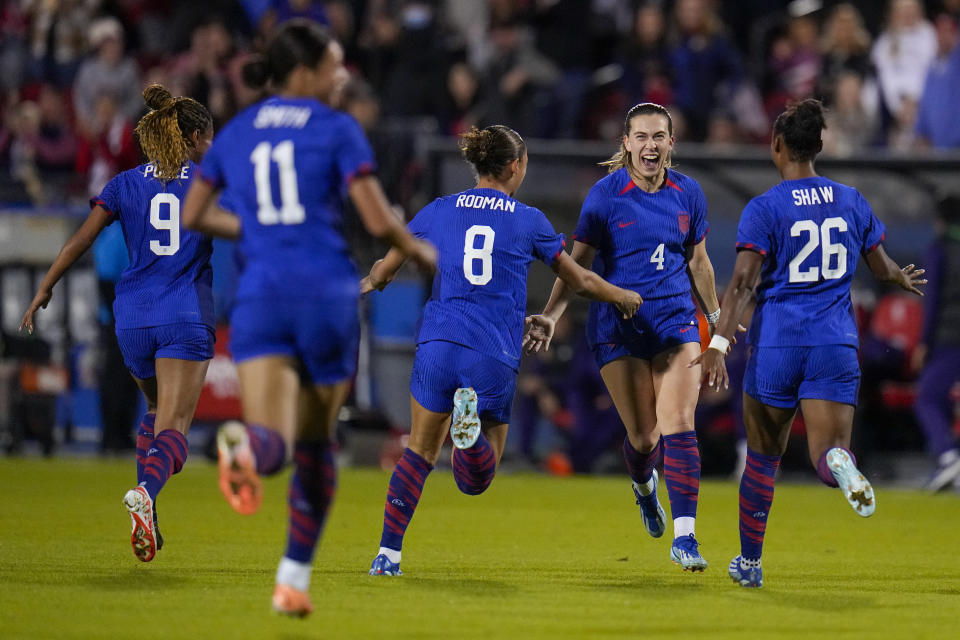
[3,0,960,206]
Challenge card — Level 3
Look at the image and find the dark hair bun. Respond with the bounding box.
[774,98,826,162]
[459,125,526,179]
[143,84,175,111]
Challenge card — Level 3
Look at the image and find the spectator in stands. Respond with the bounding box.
[823,71,878,156]
[819,3,874,105]
[26,0,96,87]
[915,13,960,150]
[75,92,139,198]
[667,0,746,141]
[167,20,238,129]
[912,194,960,491]
[440,61,483,135]
[618,1,672,107]
[0,1,29,91]
[73,17,143,130]
[871,0,936,125]
[477,18,559,137]
[763,10,821,120]
[258,0,329,42]
[1,100,45,204]
[32,85,78,172]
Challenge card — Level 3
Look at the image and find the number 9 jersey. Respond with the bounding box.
[736,176,886,347]
[198,96,376,302]
[93,162,214,331]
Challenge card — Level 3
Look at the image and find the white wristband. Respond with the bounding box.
[708,334,730,353]
[705,309,721,325]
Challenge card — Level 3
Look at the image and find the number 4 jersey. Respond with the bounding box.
[409,188,566,370]
[94,162,214,330]
[199,96,376,302]
[736,176,886,347]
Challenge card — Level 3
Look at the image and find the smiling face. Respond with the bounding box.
[624,113,674,181]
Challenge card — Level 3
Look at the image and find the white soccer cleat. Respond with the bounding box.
[123,485,157,562]
[450,387,481,449]
[826,448,875,517]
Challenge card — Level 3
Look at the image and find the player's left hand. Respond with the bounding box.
[688,347,729,391]
[20,288,52,335]
[898,264,926,296]
[523,315,555,354]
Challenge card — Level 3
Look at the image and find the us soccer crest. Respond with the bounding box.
[677,211,690,234]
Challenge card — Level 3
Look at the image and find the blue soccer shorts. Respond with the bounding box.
[229,295,359,385]
[116,323,215,380]
[591,293,700,368]
[744,344,861,409]
[409,340,518,424]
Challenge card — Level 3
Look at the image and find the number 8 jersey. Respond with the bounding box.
[94,162,214,330]
[736,176,886,347]
[199,96,376,302]
[409,188,565,370]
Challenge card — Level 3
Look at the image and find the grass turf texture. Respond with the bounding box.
[2,458,959,639]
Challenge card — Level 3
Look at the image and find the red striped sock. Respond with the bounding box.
[452,432,496,495]
[135,413,156,485]
[141,429,188,501]
[380,448,432,551]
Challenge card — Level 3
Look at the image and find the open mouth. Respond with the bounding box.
[640,153,659,172]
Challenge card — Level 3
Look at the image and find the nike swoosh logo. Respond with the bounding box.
[679,326,695,333]
[618,221,636,228]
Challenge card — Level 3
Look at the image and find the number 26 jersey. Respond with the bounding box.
[736,176,886,347]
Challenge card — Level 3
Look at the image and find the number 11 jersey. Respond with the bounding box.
[199,96,376,302]
[736,176,886,347]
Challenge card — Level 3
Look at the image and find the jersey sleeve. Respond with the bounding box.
[335,115,377,185]
[572,183,604,247]
[685,181,710,246]
[856,191,886,254]
[198,137,226,189]
[735,198,771,256]
[91,174,122,218]
[407,199,438,239]
[530,208,566,267]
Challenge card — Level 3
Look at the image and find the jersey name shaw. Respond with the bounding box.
[455,193,517,212]
[792,186,834,206]
[253,105,311,129]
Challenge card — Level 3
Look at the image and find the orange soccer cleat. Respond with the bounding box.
[216,421,263,515]
[272,584,314,618]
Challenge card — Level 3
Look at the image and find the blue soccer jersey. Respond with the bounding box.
[573,168,709,298]
[199,96,376,301]
[736,177,886,347]
[409,188,565,370]
[94,162,214,330]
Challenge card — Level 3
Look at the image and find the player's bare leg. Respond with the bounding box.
[801,399,874,517]
[601,356,668,540]
[217,356,299,515]
[123,358,209,562]
[653,342,707,571]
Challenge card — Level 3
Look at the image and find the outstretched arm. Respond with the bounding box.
[541,241,596,321]
[182,178,240,240]
[361,247,407,294]
[689,249,764,390]
[21,205,113,333]
[349,176,436,274]
[864,244,926,296]
[686,239,722,330]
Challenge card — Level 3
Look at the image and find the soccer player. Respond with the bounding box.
[524,103,721,572]
[694,99,926,588]
[363,125,642,576]
[181,21,435,617]
[21,85,215,563]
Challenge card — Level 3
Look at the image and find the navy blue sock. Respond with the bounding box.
[452,432,496,495]
[622,436,661,484]
[380,448,433,551]
[141,429,188,501]
[739,448,780,560]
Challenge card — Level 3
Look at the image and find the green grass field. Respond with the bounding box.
[2,458,959,639]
